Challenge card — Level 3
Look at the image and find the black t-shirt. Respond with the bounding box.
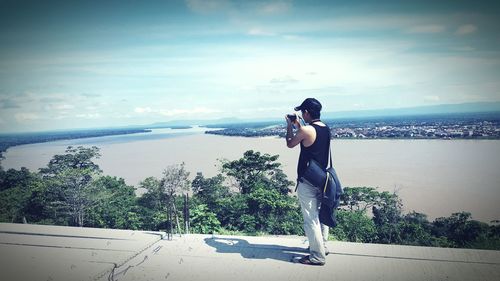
[297,123,331,178]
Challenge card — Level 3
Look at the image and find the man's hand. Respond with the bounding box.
[285,113,300,128]
[285,113,305,148]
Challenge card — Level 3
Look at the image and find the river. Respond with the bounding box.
[2,128,499,223]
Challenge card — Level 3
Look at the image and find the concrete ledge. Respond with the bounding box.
[0,223,165,281]
[110,234,500,281]
[1,224,499,281]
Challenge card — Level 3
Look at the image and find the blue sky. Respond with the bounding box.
[0,0,499,132]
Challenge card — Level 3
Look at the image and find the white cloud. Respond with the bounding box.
[134,106,220,117]
[248,28,275,36]
[424,95,440,102]
[36,94,94,112]
[282,34,303,40]
[270,75,298,84]
[135,107,153,113]
[455,24,477,35]
[237,106,287,114]
[81,93,101,98]
[277,15,446,34]
[185,0,291,16]
[76,113,101,119]
[406,24,446,34]
[43,103,75,111]
[53,114,69,120]
[450,46,475,52]
[56,104,75,110]
[112,113,133,119]
[159,107,220,117]
[257,1,291,15]
[40,97,65,103]
[185,0,230,14]
[15,113,41,122]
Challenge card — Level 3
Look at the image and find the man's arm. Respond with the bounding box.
[286,116,305,148]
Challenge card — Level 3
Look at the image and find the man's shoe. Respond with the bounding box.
[298,255,325,266]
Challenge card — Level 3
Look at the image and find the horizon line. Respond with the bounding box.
[2,106,500,135]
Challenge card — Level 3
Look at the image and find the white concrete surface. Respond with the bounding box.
[1,223,499,281]
[0,223,165,281]
[109,234,500,281]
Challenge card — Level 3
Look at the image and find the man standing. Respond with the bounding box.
[285,98,330,266]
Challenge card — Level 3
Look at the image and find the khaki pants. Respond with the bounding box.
[297,178,329,263]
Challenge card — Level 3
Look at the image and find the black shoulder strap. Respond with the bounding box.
[328,146,333,168]
[327,126,333,168]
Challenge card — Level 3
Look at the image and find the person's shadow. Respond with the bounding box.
[204,236,307,263]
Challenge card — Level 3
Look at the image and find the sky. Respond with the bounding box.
[0,0,499,132]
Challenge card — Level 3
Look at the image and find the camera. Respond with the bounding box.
[287,114,297,122]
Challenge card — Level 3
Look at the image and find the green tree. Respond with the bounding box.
[45,167,103,226]
[268,168,295,196]
[37,146,104,226]
[137,176,164,210]
[399,212,435,246]
[222,150,291,194]
[338,187,406,244]
[159,163,190,234]
[245,183,302,234]
[432,212,490,248]
[191,172,229,210]
[481,221,500,250]
[1,167,37,192]
[189,204,221,234]
[160,163,190,197]
[216,194,250,232]
[22,178,58,224]
[332,210,377,242]
[216,150,301,234]
[39,146,101,176]
[0,167,42,223]
[86,176,141,230]
[137,176,166,230]
[372,191,403,244]
[340,186,381,211]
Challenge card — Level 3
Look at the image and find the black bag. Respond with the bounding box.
[301,158,328,189]
[301,148,343,227]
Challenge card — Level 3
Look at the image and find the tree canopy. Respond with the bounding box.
[1,147,498,250]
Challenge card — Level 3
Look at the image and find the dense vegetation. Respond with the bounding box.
[1,146,499,250]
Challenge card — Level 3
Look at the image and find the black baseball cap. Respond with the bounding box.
[294,98,322,112]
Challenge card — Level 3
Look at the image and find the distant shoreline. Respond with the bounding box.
[0,126,194,156]
[2,111,499,157]
[207,131,500,141]
[205,112,500,140]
